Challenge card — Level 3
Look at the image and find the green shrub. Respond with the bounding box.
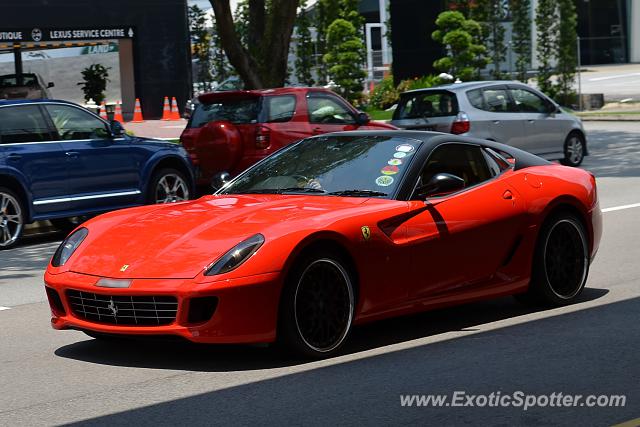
[369,76,399,110]
[397,75,442,93]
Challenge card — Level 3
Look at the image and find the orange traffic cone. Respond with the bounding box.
[113,101,124,122]
[99,101,108,120]
[161,96,171,121]
[131,98,144,123]
[170,97,181,121]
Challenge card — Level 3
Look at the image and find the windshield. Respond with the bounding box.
[393,90,458,120]
[0,74,38,88]
[220,135,422,198]
[188,97,259,128]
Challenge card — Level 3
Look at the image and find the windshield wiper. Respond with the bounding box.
[328,189,388,197]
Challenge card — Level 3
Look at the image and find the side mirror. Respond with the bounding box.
[47,82,55,88]
[355,111,370,125]
[211,171,231,192]
[109,120,126,137]
[415,173,465,199]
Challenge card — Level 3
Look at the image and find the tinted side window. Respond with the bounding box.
[419,144,493,189]
[481,88,513,113]
[511,88,548,113]
[45,104,109,140]
[307,94,356,124]
[263,95,296,123]
[0,105,53,144]
[394,91,458,119]
[467,89,484,109]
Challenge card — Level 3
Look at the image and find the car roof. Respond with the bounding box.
[0,99,78,107]
[198,87,334,103]
[312,130,551,171]
[402,80,526,95]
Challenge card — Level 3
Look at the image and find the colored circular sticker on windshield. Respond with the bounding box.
[393,152,407,159]
[388,158,402,166]
[396,144,415,153]
[375,175,394,187]
[381,165,399,175]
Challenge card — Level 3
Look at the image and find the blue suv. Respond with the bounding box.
[0,99,195,249]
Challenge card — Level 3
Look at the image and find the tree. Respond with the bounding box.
[555,0,577,105]
[77,64,110,103]
[474,0,507,79]
[431,11,488,81]
[316,0,341,83]
[323,19,366,103]
[510,0,531,82]
[294,1,315,86]
[535,0,557,96]
[209,0,300,89]
[340,0,365,37]
[210,14,230,83]
[188,5,213,91]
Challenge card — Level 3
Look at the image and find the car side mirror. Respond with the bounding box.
[109,120,126,137]
[415,173,465,199]
[355,111,370,125]
[47,82,55,88]
[211,171,231,192]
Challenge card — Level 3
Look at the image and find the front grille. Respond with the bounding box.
[66,290,178,326]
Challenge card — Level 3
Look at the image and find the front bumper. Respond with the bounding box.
[44,270,283,344]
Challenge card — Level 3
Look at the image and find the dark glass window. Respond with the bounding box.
[394,91,458,119]
[45,104,110,140]
[510,88,548,113]
[307,94,356,124]
[262,95,296,123]
[419,144,492,189]
[0,105,53,144]
[188,98,260,128]
[467,88,514,113]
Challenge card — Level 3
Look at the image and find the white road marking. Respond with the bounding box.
[602,202,640,213]
[589,72,640,82]
[0,307,10,311]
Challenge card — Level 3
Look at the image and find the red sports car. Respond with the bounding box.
[44,131,602,358]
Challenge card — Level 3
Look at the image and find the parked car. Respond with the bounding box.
[180,87,397,187]
[0,73,54,100]
[391,81,587,166]
[0,99,195,249]
[44,131,601,358]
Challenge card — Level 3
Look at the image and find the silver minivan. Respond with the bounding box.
[391,81,587,166]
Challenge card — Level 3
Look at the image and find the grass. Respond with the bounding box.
[364,108,394,121]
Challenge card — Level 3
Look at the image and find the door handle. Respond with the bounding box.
[503,190,514,200]
[65,151,79,158]
[493,120,500,124]
[7,153,22,161]
[528,119,535,123]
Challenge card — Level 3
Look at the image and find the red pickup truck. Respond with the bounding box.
[180,87,396,187]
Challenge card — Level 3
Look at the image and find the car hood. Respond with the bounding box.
[68,195,373,279]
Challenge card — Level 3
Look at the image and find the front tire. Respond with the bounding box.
[561,133,585,167]
[0,187,25,250]
[520,212,589,306]
[148,168,190,204]
[278,251,355,359]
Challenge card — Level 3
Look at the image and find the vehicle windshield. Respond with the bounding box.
[393,90,458,120]
[0,74,38,88]
[188,97,259,127]
[220,135,422,198]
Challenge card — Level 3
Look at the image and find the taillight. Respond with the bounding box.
[255,125,270,149]
[451,111,470,134]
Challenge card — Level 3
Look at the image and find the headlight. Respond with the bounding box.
[204,234,264,276]
[51,227,88,267]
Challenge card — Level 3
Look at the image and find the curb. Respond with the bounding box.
[578,115,640,122]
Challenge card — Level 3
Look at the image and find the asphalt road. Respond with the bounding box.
[1,121,639,426]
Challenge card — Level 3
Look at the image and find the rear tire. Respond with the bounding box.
[518,212,589,306]
[560,133,585,167]
[0,187,25,250]
[147,168,191,204]
[278,250,355,359]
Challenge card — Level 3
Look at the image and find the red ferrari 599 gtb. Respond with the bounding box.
[44,131,602,358]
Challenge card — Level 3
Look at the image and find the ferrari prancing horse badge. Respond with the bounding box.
[361,226,371,241]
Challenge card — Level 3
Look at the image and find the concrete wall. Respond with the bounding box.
[0,52,121,105]
[631,0,640,62]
